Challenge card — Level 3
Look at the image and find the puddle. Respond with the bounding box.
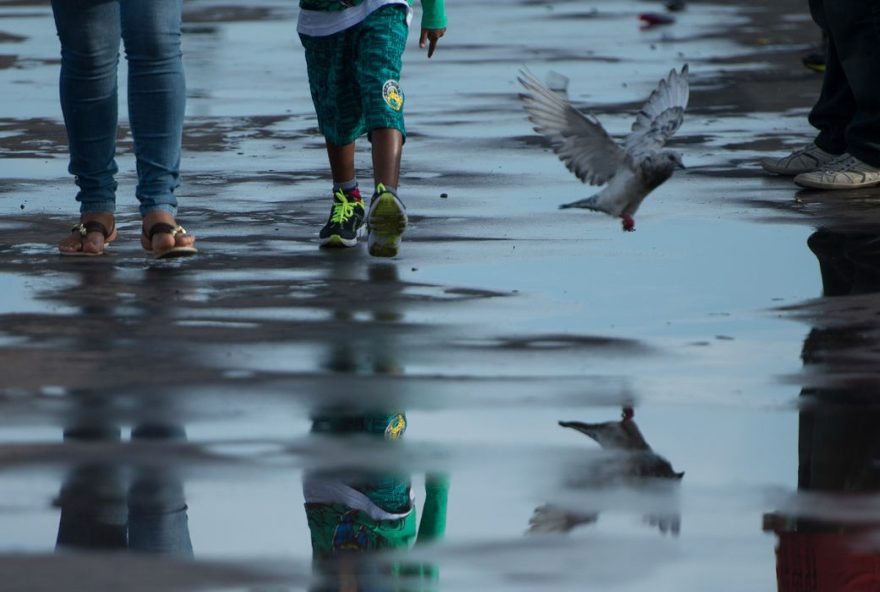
[1,0,878,590]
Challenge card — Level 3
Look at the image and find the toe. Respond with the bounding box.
[151,228,195,252]
[142,212,196,253]
[58,237,82,253]
[82,234,105,254]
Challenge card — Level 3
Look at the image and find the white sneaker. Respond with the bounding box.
[760,143,840,176]
[794,154,880,189]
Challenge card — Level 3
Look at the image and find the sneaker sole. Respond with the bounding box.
[794,176,880,190]
[320,235,357,248]
[368,194,407,258]
[319,225,366,249]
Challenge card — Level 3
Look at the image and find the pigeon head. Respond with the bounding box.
[648,150,685,171]
[666,151,686,170]
[640,151,685,188]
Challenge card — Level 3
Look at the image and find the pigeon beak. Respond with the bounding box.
[676,162,686,170]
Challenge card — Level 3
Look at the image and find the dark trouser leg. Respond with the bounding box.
[809,0,880,165]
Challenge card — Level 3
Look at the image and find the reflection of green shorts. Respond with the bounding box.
[306,503,417,559]
[300,5,409,146]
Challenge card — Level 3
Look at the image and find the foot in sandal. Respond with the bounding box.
[58,212,117,257]
[141,211,197,259]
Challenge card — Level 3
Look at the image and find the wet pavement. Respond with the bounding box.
[2,0,880,590]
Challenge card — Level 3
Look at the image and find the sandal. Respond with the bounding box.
[142,222,198,259]
[59,220,117,257]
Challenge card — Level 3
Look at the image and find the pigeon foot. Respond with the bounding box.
[621,215,635,232]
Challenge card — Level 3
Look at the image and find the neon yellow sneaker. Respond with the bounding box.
[319,187,366,248]
[367,184,408,257]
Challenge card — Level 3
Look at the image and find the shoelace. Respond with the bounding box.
[834,156,862,173]
[330,190,360,223]
[821,154,859,173]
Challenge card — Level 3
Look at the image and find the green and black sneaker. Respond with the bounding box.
[319,187,366,248]
[367,183,408,258]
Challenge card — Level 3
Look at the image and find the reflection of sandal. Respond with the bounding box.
[59,221,117,257]
[142,222,198,259]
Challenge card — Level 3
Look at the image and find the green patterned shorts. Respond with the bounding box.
[300,5,409,146]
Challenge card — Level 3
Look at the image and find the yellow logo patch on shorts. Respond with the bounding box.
[382,80,404,112]
[385,413,407,440]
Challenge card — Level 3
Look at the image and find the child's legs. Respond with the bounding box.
[120,0,185,217]
[370,129,402,190]
[355,5,409,190]
[51,0,121,214]
[300,30,364,184]
[326,139,356,184]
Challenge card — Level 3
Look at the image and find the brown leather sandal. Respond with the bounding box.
[142,222,197,259]
[59,220,117,257]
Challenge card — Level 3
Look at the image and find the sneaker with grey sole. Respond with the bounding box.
[760,143,839,176]
[367,184,408,258]
[794,154,880,189]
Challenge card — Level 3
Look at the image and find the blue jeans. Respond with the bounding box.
[51,0,185,216]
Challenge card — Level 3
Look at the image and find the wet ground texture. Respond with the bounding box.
[1,0,880,590]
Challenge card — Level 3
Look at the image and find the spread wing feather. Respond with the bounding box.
[518,69,628,186]
[624,64,689,160]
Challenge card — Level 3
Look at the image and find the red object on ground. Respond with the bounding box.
[639,12,676,28]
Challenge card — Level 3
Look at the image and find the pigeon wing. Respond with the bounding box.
[518,69,628,186]
[624,64,689,160]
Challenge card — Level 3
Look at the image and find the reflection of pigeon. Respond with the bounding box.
[528,408,683,536]
[518,65,689,231]
[559,407,684,480]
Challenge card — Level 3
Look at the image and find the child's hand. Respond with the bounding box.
[419,28,446,58]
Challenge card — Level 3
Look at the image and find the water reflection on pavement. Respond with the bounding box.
[1,0,879,591]
[764,228,880,591]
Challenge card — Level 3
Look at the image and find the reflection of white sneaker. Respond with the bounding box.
[760,143,839,176]
[794,154,880,189]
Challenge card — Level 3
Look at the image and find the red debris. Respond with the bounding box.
[639,12,676,29]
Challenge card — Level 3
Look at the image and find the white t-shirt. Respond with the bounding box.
[297,0,413,37]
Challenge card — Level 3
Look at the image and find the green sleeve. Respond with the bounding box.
[419,0,447,30]
[416,473,449,543]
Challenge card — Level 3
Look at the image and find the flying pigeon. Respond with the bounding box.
[518,65,689,231]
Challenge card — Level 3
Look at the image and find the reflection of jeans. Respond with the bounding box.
[56,465,194,555]
[56,425,193,556]
[50,0,185,216]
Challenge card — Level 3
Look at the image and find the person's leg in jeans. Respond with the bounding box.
[119,0,195,254]
[52,0,121,255]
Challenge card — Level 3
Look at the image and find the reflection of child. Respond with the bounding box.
[304,412,449,587]
[297,0,448,257]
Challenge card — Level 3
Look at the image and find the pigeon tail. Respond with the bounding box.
[559,195,605,213]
